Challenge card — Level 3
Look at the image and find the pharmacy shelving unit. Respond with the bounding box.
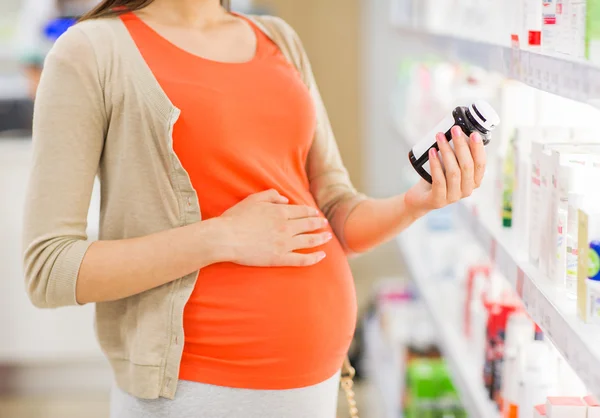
[390,18,600,402]
[456,199,600,399]
[396,224,501,418]
[394,28,600,107]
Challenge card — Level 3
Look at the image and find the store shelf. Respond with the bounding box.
[397,224,500,418]
[457,199,600,399]
[395,28,600,107]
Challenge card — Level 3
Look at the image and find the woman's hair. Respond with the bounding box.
[80,0,231,21]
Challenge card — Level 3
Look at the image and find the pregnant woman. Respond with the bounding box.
[22,0,487,416]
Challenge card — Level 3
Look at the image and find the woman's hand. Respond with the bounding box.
[404,126,487,214]
[219,189,332,267]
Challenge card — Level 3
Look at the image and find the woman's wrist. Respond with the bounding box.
[401,193,431,221]
[192,217,235,266]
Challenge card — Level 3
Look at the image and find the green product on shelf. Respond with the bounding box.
[501,131,517,228]
[405,359,467,418]
[587,0,600,64]
[438,367,468,418]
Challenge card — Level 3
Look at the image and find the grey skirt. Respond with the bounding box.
[109,371,341,418]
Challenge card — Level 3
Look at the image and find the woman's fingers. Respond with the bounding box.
[288,217,328,235]
[277,251,327,267]
[290,232,333,251]
[436,132,461,203]
[451,126,475,198]
[284,205,320,220]
[248,189,288,204]
[428,145,447,208]
[469,131,487,187]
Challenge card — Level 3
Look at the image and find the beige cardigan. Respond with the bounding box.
[22,14,364,399]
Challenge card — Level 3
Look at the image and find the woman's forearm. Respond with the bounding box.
[76,218,229,304]
[343,194,429,253]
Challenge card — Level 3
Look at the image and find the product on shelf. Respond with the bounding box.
[527,137,600,278]
[517,341,557,418]
[524,0,543,50]
[542,0,560,54]
[564,168,600,298]
[547,155,598,287]
[405,358,466,418]
[392,0,600,64]
[587,0,600,64]
[408,100,500,184]
[483,292,521,408]
[501,131,517,228]
[545,397,587,418]
[512,127,538,253]
[577,204,600,323]
[529,141,549,268]
[567,190,584,298]
[510,0,525,47]
[501,311,536,417]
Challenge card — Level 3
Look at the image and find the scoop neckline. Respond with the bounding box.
[124,11,261,65]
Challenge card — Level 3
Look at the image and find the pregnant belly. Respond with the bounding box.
[179,236,357,390]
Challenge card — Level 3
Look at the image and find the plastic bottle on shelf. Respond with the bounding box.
[501,312,535,418]
[567,191,584,299]
[549,165,582,289]
[408,100,500,184]
[516,341,557,418]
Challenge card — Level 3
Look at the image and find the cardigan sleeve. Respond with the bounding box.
[22,25,106,308]
[258,16,366,252]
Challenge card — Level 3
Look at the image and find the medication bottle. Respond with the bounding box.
[408,100,500,183]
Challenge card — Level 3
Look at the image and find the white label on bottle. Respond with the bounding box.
[411,114,455,162]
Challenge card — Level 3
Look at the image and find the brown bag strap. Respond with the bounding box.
[341,357,359,418]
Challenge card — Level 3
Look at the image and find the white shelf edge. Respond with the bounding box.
[394,27,600,108]
[396,226,500,418]
[457,200,600,399]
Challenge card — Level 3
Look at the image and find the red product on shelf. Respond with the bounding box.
[483,295,522,409]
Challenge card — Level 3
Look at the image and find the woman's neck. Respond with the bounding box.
[141,0,227,27]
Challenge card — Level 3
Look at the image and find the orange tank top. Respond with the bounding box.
[121,12,357,390]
